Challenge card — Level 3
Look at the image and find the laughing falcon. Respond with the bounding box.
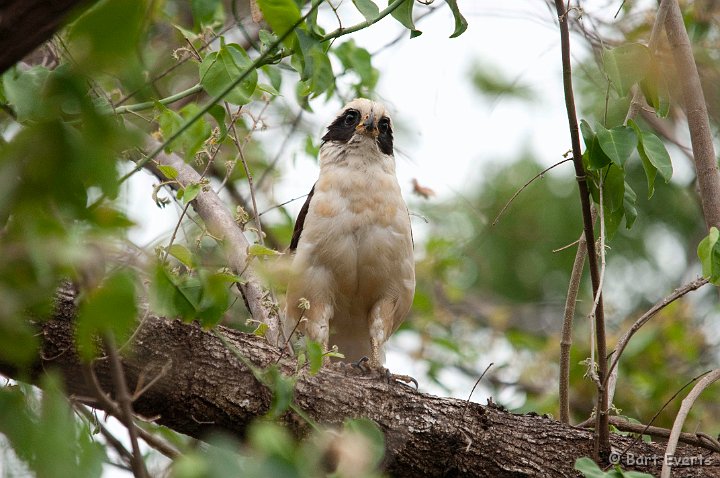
[284,98,415,371]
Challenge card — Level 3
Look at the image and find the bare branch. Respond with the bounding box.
[661,369,720,478]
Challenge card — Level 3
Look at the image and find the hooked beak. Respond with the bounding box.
[357,110,378,137]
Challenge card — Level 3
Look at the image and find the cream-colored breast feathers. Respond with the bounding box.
[284,99,415,367]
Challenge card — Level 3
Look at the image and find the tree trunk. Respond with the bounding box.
[1,286,717,478]
[0,0,94,73]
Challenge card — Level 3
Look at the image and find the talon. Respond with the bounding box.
[389,372,418,390]
[351,356,370,372]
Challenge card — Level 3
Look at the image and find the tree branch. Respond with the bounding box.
[0,0,93,73]
[142,136,282,346]
[664,0,720,230]
[2,286,719,478]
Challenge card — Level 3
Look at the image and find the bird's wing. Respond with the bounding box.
[289,183,316,251]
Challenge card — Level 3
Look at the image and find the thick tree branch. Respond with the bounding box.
[0,0,94,73]
[1,287,718,478]
[664,0,720,230]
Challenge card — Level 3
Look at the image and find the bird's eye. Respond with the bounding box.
[344,110,359,126]
[378,118,390,134]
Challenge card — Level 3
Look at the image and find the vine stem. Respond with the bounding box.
[552,0,609,458]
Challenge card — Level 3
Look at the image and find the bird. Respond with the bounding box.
[284,98,415,377]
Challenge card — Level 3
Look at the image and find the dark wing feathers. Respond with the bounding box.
[289,183,316,251]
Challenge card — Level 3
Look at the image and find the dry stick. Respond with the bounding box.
[147,137,282,345]
[81,364,181,460]
[604,276,709,405]
[661,369,720,478]
[104,335,148,478]
[664,0,720,231]
[559,208,596,423]
[553,0,609,458]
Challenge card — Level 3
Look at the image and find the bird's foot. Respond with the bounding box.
[350,356,418,389]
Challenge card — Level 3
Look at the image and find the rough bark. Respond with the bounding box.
[1,286,718,478]
[0,0,94,73]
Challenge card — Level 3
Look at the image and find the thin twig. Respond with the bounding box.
[225,102,266,244]
[492,158,572,226]
[612,371,710,460]
[74,403,134,467]
[463,363,494,418]
[661,369,720,478]
[553,0,609,457]
[605,277,709,394]
[104,335,148,478]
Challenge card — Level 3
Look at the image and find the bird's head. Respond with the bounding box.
[321,98,394,156]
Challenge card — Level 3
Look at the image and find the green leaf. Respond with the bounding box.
[602,43,651,97]
[182,183,201,203]
[197,271,232,328]
[698,227,720,284]
[158,164,179,180]
[637,131,673,182]
[257,82,281,96]
[294,30,334,97]
[157,102,212,157]
[334,40,379,92]
[199,43,258,105]
[248,243,282,256]
[390,0,422,38]
[602,165,625,240]
[446,0,468,38]
[596,125,636,167]
[640,52,670,118]
[207,104,228,142]
[76,271,138,361]
[67,0,146,81]
[628,119,657,198]
[580,120,611,170]
[352,0,380,21]
[253,322,269,337]
[151,263,198,319]
[0,375,106,477]
[574,457,607,478]
[256,0,301,47]
[603,165,625,213]
[2,66,51,122]
[623,181,638,229]
[306,340,323,375]
[167,244,194,268]
[191,0,222,28]
[263,366,295,418]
